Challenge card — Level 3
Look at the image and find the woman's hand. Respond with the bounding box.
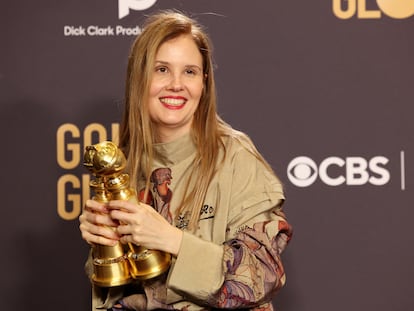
[78,199,121,246]
[108,200,183,256]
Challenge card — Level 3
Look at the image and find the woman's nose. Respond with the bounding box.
[167,73,184,91]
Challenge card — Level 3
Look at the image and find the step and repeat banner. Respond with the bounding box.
[1,1,413,310]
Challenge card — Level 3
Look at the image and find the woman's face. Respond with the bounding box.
[148,34,204,142]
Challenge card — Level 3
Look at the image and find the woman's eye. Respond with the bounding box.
[156,66,168,73]
[185,68,200,76]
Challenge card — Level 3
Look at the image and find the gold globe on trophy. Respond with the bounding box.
[83,141,171,287]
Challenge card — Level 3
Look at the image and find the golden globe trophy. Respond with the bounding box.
[83,141,171,287]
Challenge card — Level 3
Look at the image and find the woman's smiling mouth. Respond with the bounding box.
[160,96,187,109]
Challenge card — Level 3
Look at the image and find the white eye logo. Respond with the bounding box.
[118,0,157,19]
[287,156,318,187]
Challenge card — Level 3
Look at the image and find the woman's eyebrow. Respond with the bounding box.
[155,60,202,70]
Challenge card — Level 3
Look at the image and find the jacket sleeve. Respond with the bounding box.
[167,149,293,308]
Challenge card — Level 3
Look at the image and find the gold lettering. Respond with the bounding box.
[84,123,108,148]
[333,0,356,19]
[357,0,381,19]
[57,174,81,220]
[57,123,81,169]
[56,122,120,221]
[376,0,414,19]
[111,123,120,145]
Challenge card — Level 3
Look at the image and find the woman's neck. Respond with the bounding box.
[154,128,191,143]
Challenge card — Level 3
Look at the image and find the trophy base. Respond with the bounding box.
[92,274,132,287]
[128,249,171,280]
[92,257,132,287]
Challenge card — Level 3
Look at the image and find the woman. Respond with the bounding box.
[79,10,292,311]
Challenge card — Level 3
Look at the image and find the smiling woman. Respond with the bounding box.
[148,35,204,142]
[78,10,292,311]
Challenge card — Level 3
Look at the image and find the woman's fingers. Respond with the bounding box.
[80,228,119,246]
[85,200,182,254]
[84,199,108,213]
[83,200,119,227]
[79,199,121,245]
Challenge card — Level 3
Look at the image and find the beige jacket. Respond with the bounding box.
[87,133,292,311]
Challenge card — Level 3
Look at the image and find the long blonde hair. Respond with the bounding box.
[119,10,273,231]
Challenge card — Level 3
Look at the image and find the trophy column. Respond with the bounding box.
[84,149,132,287]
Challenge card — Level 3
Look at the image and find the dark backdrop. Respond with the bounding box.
[1,1,413,310]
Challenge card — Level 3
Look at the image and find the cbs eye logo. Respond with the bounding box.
[287,156,390,187]
[287,157,318,187]
[333,0,414,19]
[118,0,157,19]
